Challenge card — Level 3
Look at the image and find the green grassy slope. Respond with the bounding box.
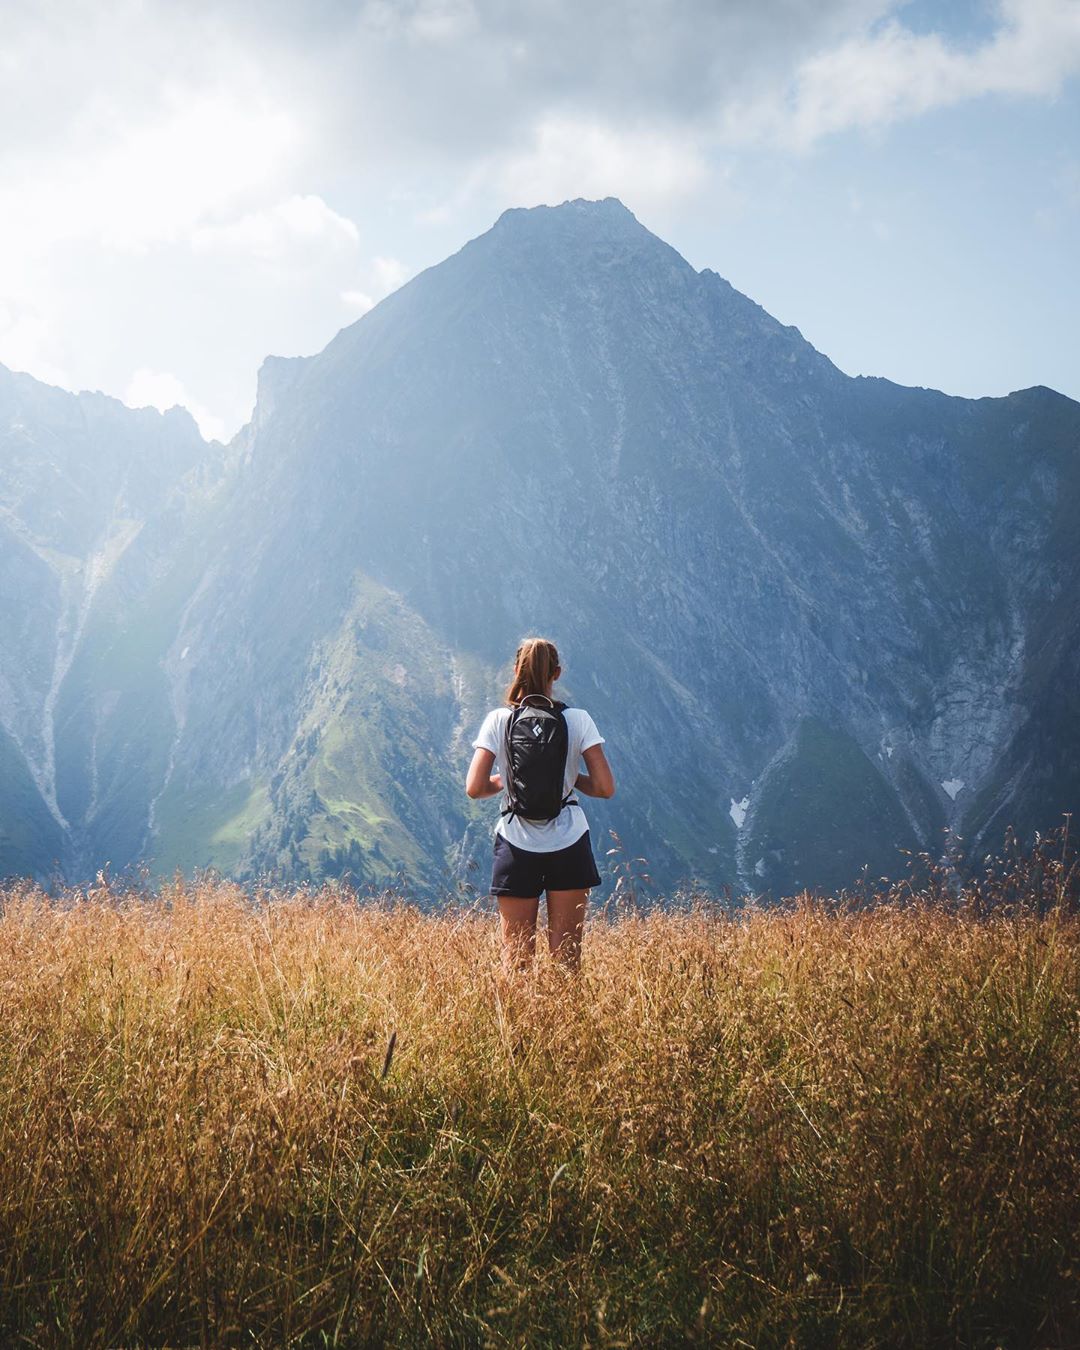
[746,716,920,895]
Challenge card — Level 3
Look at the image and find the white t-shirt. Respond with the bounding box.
[472,705,605,852]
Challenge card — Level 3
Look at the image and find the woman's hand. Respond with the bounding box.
[465,748,504,799]
[574,743,615,799]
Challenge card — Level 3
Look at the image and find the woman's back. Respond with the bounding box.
[472,703,605,852]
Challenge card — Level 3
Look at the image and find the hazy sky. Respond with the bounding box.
[1,0,1078,440]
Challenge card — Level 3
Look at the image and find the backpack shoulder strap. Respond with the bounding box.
[501,704,522,818]
[555,702,573,805]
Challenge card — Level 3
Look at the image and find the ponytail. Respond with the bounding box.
[504,637,560,706]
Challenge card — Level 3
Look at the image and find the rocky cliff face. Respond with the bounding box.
[0,365,228,879]
[2,198,1077,897]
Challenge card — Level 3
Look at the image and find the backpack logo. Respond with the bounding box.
[532,723,543,737]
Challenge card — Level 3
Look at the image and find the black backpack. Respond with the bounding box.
[500,695,578,822]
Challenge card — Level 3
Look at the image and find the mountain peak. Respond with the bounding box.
[495,196,637,225]
[490,196,651,245]
[466,195,693,283]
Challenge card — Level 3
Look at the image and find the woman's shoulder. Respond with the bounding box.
[473,705,510,751]
[562,705,603,740]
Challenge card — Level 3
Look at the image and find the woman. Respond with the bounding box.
[465,637,615,974]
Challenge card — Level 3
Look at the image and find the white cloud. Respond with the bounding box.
[372,255,411,293]
[125,368,225,442]
[0,2,319,438]
[192,194,359,260]
[340,255,412,313]
[341,290,376,313]
[0,298,73,391]
[769,0,1080,148]
[0,91,300,271]
[479,115,711,212]
[407,0,479,44]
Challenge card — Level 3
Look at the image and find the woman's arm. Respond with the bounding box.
[465,747,504,799]
[575,743,615,799]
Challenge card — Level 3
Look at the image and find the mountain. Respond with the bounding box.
[0,365,229,880]
[1,197,1077,897]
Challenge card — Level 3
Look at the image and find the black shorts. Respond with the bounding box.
[491,830,603,899]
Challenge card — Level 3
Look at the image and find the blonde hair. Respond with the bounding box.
[504,637,560,706]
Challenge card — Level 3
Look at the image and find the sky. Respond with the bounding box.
[1,0,1078,442]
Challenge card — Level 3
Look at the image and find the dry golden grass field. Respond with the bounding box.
[1,831,1078,1348]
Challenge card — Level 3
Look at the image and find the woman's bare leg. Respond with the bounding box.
[496,896,539,974]
[545,889,588,971]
